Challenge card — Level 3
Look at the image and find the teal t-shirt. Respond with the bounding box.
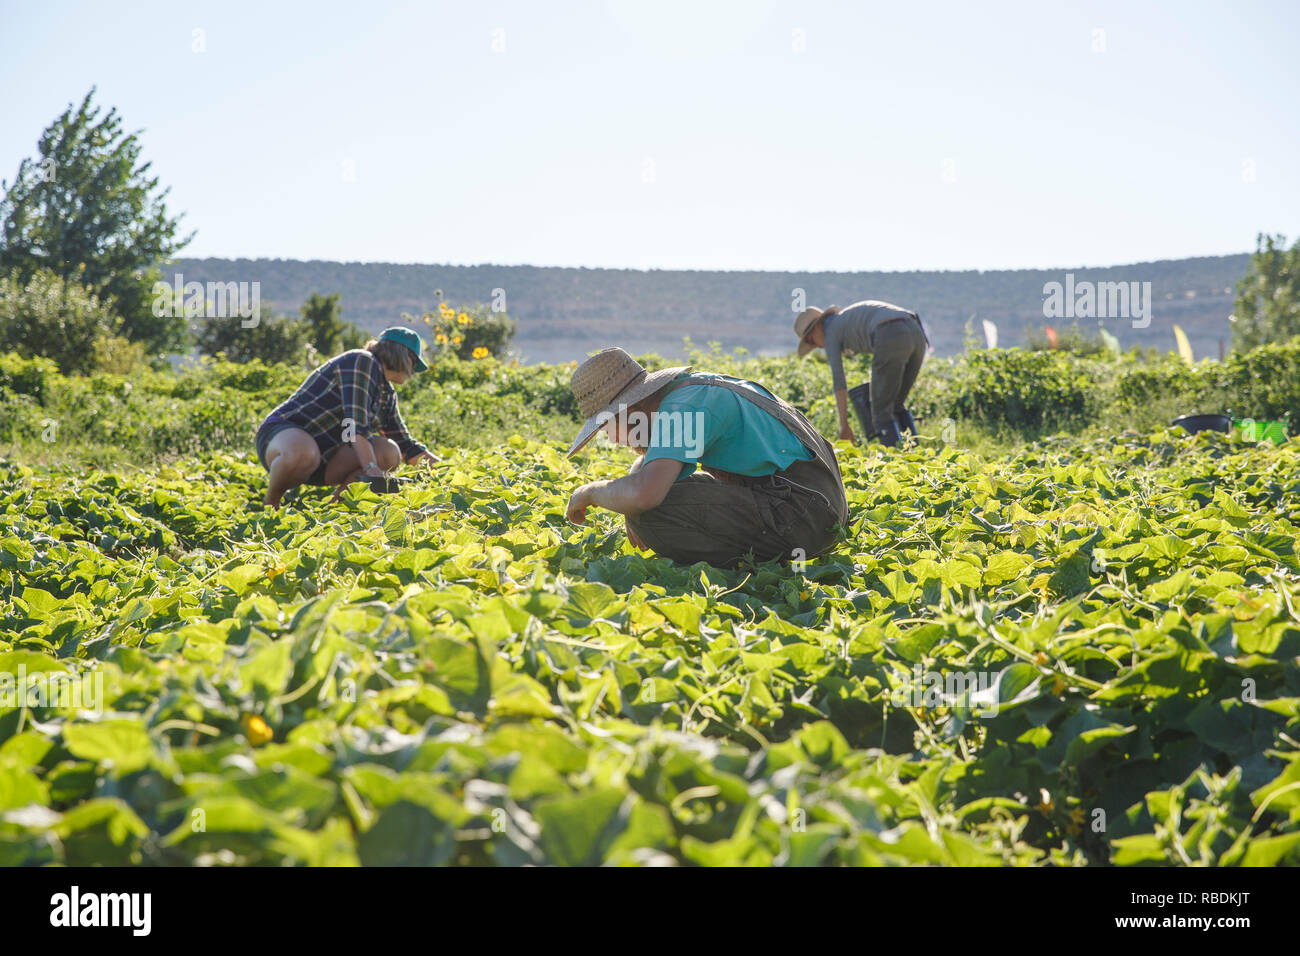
[642,373,814,479]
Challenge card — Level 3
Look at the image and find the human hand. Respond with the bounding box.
[329,475,361,503]
[566,484,595,524]
[838,423,855,444]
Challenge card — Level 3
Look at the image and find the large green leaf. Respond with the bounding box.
[62,720,153,774]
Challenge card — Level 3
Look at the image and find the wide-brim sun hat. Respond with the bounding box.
[378,326,429,372]
[794,305,838,357]
[566,347,692,457]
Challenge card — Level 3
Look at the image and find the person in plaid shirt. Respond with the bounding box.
[256,326,439,507]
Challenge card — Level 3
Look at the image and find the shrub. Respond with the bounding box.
[409,300,516,360]
[1108,338,1300,428]
[942,347,1103,431]
[89,334,149,375]
[1024,321,1112,356]
[1223,337,1300,424]
[0,353,59,403]
[1113,354,1202,413]
[194,311,312,366]
[0,270,126,375]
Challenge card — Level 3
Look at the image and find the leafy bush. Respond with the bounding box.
[0,353,58,402]
[939,347,1102,431]
[0,391,43,442]
[1023,320,1113,356]
[1222,337,1300,424]
[0,270,126,375]
[408,300,516,360]
[88,333,149,375]
[194,310,312,366]
[186,355,304,395]
[1109,338,1300,428]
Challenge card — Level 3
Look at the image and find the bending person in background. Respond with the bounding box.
[564,347,849,567]
[794,300,929,447]
[255,326,440,508]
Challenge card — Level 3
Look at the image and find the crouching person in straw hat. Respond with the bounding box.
[563,348,849,567]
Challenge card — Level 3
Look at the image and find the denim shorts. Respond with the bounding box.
[255,417,331,485]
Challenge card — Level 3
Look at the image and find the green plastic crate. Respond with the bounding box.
[1231,418,1288,445]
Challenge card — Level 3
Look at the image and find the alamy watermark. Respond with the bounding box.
[1042,273,1151,329]
[597,403,706,458]
[20,157,57,186]
[151,274,261,327]
[50,886,150,936]
[0,665,104,713]
[889,664,1000,717]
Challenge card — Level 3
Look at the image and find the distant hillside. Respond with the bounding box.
[167,254,1252,363]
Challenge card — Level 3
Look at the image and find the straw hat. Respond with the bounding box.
[566,348,692,457]
[794,305,839,357]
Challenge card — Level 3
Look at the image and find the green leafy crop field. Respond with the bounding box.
[2,428,1299,866]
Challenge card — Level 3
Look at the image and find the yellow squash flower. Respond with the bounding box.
[241,713,273,746]
[472,346,489,359]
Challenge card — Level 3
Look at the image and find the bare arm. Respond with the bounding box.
[823,323,854,442]
[327,435,388,502]
[566,457,683,523]
[377,389,436,465]
[351,435,381,472]
[406,450,441,467]
[834,389,854,442]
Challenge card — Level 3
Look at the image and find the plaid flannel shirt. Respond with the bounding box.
[264,349,428,462]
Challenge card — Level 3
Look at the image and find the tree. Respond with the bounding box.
[0,88,193,354]
[299,291,369,357]
[0,269,138,375]
[339,323,367,350]
[1232,233,1300,352]
[301,292,345,354]
[195,310,311,366]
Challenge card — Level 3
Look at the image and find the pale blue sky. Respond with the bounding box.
[2,0,1296,272]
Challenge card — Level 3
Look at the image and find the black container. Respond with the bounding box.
[365,475,409,495]
[848,383,873,438]
[1172,413,1231,435]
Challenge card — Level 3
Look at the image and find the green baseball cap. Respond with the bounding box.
[379,326,429,372]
